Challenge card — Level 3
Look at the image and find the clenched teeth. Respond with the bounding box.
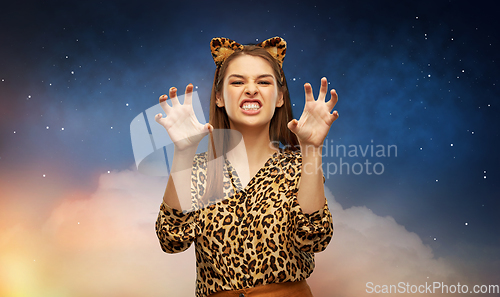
[241,103,260,110]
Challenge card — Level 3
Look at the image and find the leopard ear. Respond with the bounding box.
[257,37,287,68]
[210,37,244,67]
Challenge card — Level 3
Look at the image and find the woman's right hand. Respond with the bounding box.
[155,84,213,151]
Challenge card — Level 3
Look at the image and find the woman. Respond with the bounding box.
[155,37,339,297]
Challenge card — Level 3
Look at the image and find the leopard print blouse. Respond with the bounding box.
[156,149,333,297]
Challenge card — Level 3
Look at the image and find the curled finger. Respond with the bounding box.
[169,87,180,106]
[205,123,214,133]
[318,77,328,101]
[326,89,338,111]
[159,94,171,113]
[304,83,314,102]
[154,113,163,123]
[159,94,168,103]
[184,84,194,105]
[326,110,339,126]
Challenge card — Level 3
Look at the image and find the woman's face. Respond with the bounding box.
[217,55,283,131]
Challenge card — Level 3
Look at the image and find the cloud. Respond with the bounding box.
[42,169,162,249]
[309,188,454,296]
[0,169,488,296]
[1,169,197,297]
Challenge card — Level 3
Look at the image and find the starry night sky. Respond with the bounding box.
[1,0,499,296]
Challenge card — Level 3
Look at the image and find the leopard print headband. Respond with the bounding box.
[210,36,287,69]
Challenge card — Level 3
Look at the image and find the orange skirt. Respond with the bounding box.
[208,280,314,297]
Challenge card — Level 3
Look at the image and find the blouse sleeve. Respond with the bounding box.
[285,150,334,253]
[155,202,197,253]
[290,196,334,253]
[155,153,208,253]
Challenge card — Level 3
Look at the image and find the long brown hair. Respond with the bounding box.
[201,45,298,203]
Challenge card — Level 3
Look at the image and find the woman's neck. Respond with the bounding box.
[226,123,278,187]
[230,123,277,161]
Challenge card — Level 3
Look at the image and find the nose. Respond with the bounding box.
[245,83,258,97]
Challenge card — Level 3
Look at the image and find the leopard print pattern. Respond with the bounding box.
[210,36,287,68]
[156,149,333,297]
[256,37,287,68]
[210,37,244,68]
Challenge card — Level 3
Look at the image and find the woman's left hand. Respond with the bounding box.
[288,77,339,147]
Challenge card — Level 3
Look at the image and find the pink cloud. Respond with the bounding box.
[1,169,490,296]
